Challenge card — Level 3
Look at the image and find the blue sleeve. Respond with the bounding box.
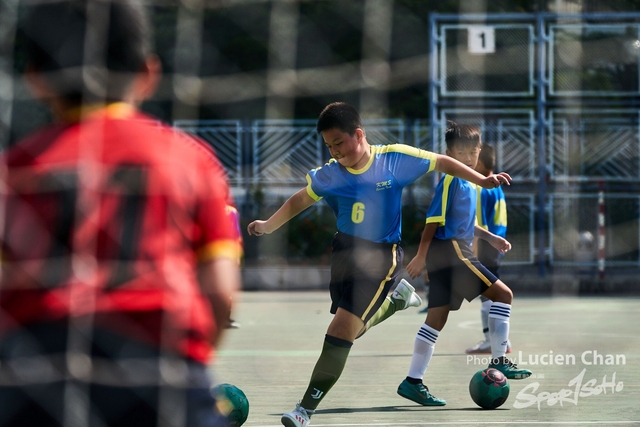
[306,161,338,201]
[477,188,491,229]
[378,144,437,186]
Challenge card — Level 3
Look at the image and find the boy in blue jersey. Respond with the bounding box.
[247,104,511,427]
[401,122,531,407]
[466,145,512,354]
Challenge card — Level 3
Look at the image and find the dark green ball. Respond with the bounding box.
[211,383,249,426]
[469,368,510,409]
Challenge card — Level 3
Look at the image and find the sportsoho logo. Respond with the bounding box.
[513,368,623,410]
[467,350,626,410]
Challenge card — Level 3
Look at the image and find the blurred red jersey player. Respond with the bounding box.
[0,1,241,426]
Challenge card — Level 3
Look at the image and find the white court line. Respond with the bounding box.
[456,320,638,339]
[457,320,480,330]
[246,422,640,427]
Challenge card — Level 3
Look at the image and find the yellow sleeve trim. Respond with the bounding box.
[62,102,135,123]
[197,240,243,263]
[305,173,323,201]
[475,185,489,229]
[475,185,484,227]
[373,144,438,173]
[425,174,453,225]
[426,216,444,225]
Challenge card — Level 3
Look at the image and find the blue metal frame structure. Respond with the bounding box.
[428,12,640,277]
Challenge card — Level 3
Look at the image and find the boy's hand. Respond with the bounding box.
[490,236,512,254]
[406,256,426,279]
[247,220,270,236]
[480,172,511,189]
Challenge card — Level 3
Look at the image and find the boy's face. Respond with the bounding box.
[321,127,367,168]
[446,142,481,169]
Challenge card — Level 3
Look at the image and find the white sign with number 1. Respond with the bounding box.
[468,26,495,54]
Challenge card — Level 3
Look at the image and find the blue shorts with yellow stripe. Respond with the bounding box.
[426,238,498,311]
[329,231,403,324]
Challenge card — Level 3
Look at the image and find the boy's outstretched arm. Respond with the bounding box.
[406,222,438,280]
[474,225,512,254]
[434,154,511,189]
[247,188,316,236]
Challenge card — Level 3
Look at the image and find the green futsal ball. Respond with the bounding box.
[211,383,249,426]
[469,368,510,409]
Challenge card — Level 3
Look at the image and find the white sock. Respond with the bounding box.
[407,324,439,380]
[488,302,511,360]
[480,296,491,341]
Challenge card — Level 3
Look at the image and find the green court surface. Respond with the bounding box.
[214,291,640,426]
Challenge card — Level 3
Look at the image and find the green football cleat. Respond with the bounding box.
[489,356,532,379]
[397,379,446,406]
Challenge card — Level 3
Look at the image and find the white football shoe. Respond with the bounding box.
[391,279,422,310]
[281,402,313,427]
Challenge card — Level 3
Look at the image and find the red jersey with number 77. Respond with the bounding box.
[0,104,241,363]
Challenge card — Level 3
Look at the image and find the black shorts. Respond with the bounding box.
[0,322,230,427]
[426,238,498,311]
[330,232,403,323]
[477,238,502,278]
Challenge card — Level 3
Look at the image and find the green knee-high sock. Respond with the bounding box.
[356,296,398,339]
[300,335,352,410]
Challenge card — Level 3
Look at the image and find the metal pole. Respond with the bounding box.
[429,13,440,189]
[536,12,547,277]
[429,13,437,148]
[597,180,606,280]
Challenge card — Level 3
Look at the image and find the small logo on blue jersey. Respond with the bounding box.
[376,180,392,191]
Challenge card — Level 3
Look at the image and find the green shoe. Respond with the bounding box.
[489,356,532,379]
[397,379,446,406]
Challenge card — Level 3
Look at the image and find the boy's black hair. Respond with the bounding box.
[444,121,482,150]
[478,144,496,171]
[24,0,151,106]
[316,102,363,135]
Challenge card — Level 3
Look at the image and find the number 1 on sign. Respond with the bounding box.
[468,26,495,54]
